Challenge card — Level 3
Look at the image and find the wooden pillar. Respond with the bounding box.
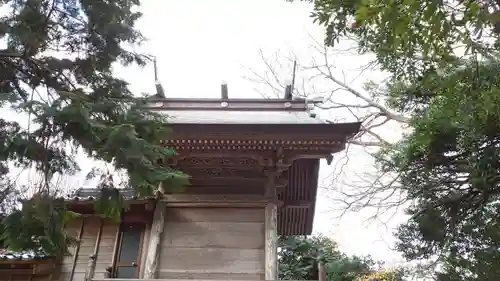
[143,200,166,279]
[69,218,85,281]
[85,218,103,281]
[84,255,97,281]
[265,170,278,281]
[265,203,278,280]
[318,260,326,281]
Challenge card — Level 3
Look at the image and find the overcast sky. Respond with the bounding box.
[110,0,406,265]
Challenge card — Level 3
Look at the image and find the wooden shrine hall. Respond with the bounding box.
[0,83,360,281]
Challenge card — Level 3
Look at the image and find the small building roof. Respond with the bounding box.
[144,96,360,236]
[0,249,50,261]
[60,96,360,236]
[69,188,139,201]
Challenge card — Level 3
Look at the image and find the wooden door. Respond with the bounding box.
[114,223,145,278]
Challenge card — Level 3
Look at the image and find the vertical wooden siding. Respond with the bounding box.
[9,275,51,281]
[158,207,266,280]
[57,217,119,281]
[0,265,55,281]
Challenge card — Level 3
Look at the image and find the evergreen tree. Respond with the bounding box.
[290,0,500,78]
[383,59,500,281]
[0,0,187,256]
[287,0,500,279]
[278,236,406,281]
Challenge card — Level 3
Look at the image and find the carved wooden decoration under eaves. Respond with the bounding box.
[186,167,263,179]
[168,156,261,168]
[162,139,346,157]
[186,175,289,189]
[160,144,319,205]
[166,153,300,169]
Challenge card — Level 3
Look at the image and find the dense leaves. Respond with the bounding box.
[0,0,187,255]
[357,271,404,281]
[284,0,500,279]
[287,0,500,278]
[278,236,406,281]
[291,0,500,78]
[380,59,500,280]
[1,195,80,256]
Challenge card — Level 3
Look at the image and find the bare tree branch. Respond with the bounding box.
[243,35,411,225]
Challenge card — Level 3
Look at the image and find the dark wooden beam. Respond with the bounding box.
[145,98,309,111]
[163,122,361,139]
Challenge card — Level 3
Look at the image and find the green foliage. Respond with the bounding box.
[0,0,187,256]
[290,0,500,77]
[380,58,500,280]
[278,236,401,281]
[356,270,406,281]
[1,195,79,257]
[94,188,125,222]
[291,0,500,278]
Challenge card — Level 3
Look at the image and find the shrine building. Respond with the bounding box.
[0,82,360,281]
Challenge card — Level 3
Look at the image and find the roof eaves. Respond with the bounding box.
[0,249,52,261]
[67,188,152,202]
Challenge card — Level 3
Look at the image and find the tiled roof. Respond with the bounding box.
[0,249,50,261]
[67,188,140,201]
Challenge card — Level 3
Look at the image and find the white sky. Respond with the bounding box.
[1,0,408,267]
[112,0,406,266]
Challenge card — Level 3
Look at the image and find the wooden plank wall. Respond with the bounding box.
[158,207,265,280]
[10,276,50,281]
[57,217,119,281]
[2,270,54,281]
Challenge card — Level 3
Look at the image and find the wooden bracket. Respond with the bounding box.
[264,148,294,198]
[264,169,277,200]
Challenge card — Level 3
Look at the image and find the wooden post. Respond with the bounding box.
[84,255,97,281]
[69,218,85,281]
[265,170,278,281]
[318,260,326,281]
[109,219,122,278]
[85,218,103,281]
[221,82,229,99]
[104,267,112,278]
[265,203,278,280]
[143,200,166,279]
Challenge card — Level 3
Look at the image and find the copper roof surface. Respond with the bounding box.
[145,98,325,125]
[150,110,324,124]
